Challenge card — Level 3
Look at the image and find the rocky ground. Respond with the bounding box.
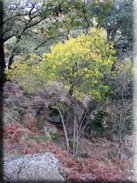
[2,81,135,182]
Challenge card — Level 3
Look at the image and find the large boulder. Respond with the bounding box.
[4,152,65,182]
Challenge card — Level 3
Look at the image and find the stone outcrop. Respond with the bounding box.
[4,152,65,182]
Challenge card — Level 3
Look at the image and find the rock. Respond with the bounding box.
[10,97,20,106]
[3,109,20,125]
[3,112,17,125]
[44,126,60,142]
[3,81,21,92]
[46,106,60,123]
[18,109,27,116]
[40,91,51,99]
[19,96,25,102]
[32,100,45,114]
[20,113,34,125]
[30,110,37,117]
[4,152,65,182]
[23,90,38,96]
[5,97,20,109]
[4,98,11,107]
[20,103,28,109]
[10,103,18,110]
[46,114,60,123]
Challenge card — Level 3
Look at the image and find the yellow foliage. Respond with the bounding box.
[5,28,116,100]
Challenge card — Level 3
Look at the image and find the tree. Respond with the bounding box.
[100,57,133,160]
[6,27,116,155]
[2,0,113,72]
[89,0,133,57]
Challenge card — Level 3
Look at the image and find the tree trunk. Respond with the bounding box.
[80,100,97,127]
[56,106,70,153]
[73,114,76,155]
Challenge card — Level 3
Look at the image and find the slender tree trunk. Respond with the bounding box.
[75,121,79,156]
[56,106,70,153]
[73,112,76,155]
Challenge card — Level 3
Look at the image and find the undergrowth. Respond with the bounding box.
[3,122,133,182]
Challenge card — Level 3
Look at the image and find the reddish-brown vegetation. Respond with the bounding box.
[3,122,133,182]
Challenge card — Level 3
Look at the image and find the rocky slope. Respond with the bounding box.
[2,81,135,182]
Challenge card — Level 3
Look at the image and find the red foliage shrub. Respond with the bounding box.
[61,150,68,156]
[4,122,20,136]
[80,164,91,174]
[4,143,14,151]
[67,161,78,168]
[66,172,82,181]
[59,157,71,163]
[24,120,43,136]
[45,141,51,146]
[54,149,62,154]
[51,146,57,154]
[39,141,47,146]
[10,129,24,143]
[22,148,31,154]
[27,131,38,138]
[55,153,63,159]
[4,122,27,143]
[27,139,42,153]
[24,120,36,129]
[19,140,30,154]
[18,138,43,154]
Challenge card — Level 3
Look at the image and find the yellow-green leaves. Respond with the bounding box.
[5,27,116,100]
[41,27,116,99]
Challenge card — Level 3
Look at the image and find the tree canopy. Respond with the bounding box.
[5,27,116,101]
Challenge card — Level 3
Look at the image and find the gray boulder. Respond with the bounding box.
[10,97,20,106]
[46,114,60,123]
[4,152,65,182]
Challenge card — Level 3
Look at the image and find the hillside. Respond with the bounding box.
[3,81,135,182]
